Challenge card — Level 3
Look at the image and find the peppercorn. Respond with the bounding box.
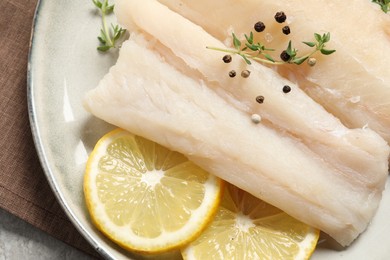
[251,114,262,124]
[307,57,317,67]
[274,11,287,23]
[282,26,290,35]
[283,85,291,93]
[241,70,251,78]
[280,51,291,62]
[254,21,266,32]
[256,95,265,104]
[223,55,232,63]
[229,70,237,78]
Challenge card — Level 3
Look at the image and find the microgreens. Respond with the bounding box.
[372,0,390,13]
[207,31,335,66]
[92,0,126,52]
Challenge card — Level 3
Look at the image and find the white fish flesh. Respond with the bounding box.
[84,0,390,247]
[113,0,389,246]
[115,0,388,183]
[157,0,390,143]
[84,37,388,247]
[115,0,388,188]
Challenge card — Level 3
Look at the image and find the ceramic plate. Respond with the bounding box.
[27,1,390,259]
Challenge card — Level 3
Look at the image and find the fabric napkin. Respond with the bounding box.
[0,0,100,258]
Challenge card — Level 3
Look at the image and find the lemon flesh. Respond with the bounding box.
[84,128,223,254]
[182,184,320,260]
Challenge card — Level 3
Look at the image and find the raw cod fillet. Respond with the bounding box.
[84,0,390,247]
[84,36,387,247]
[114,0,389,247]
[115,0,388,184]
[115,0,388,185]
[157,0,390,143]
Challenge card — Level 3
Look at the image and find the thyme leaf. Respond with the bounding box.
[232,33,242,50]
[303,41,316,47]
[93,0,126,52]
[372,0,390,13]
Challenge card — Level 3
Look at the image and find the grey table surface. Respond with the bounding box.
[0,208,95,260]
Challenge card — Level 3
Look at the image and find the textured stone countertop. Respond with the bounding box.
[0,208,94,260]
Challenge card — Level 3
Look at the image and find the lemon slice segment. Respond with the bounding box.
[182,184,320,260]
[84,128,223,254]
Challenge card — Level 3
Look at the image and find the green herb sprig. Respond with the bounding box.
[294,32,336,64]
[92,0,126,51]
[207,31,335,66]
[372,0,390,13]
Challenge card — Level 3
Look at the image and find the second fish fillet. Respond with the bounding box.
[157,0,390,143]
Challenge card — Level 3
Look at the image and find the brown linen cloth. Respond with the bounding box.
[0,1,100,258]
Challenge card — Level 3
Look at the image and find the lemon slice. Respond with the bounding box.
[84,128,223,254]
[182,184,320,260]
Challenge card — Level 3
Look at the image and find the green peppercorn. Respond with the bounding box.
[229,70,237,78]
[223,55,232,63]
[254,21,266,32]
[282,26,290,35]
[256,95,265,104]
[280,51,291,62]
[274,11,287,23]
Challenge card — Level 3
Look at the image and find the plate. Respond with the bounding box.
[27,1,390,259]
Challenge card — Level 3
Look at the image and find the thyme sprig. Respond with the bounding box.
[207,32,335,66]
[292,32,336,64]
[372,0,390,13]
[92,0,126,52]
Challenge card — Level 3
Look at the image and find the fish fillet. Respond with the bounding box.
[156,0,390,143]
[84,37,387,247]
[115,0,388,189]
[112,0,390,246]
[84,0,390,246]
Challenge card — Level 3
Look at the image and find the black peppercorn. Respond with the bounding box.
[223,55,232,63]
[256,96,265,104]
[229,70,237,78]
[283,85,291,93]
[282,26,290,35]
[254,21,266,32]
[280,51,291,62]
[274,11,287,23]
